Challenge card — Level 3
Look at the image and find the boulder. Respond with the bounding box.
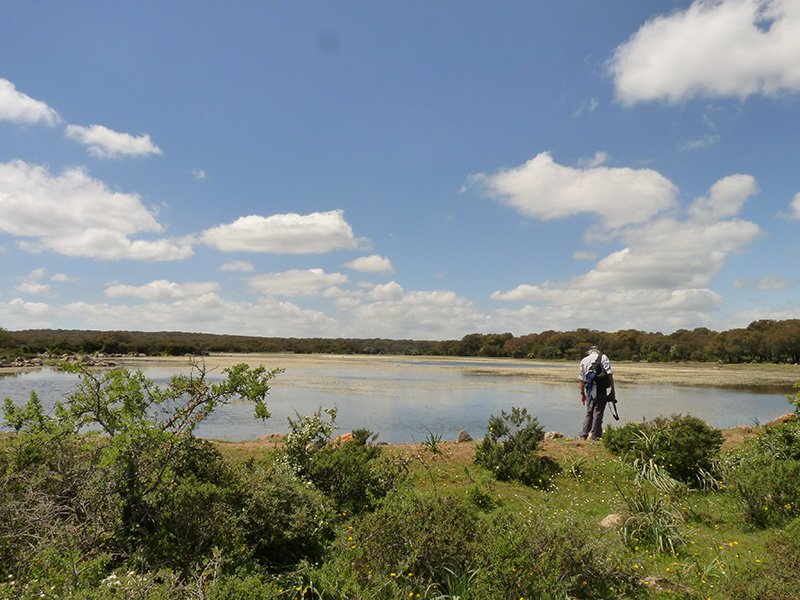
[544,431,565,441]
[331,432,354,444]
[600,513,623,529]
[457,429,473,443]
[765,413,795,427]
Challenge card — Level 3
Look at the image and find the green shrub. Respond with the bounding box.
[236,460,335,568]
[144,438,243,571]
[753,416,800,460]
[473,512,643,600]
[728,455,800,528]
[349,491,481,583]
[473,406,560,487]
[306,433,406,515]
[603,414,723,485]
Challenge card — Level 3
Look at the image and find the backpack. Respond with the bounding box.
[585,354,610,397]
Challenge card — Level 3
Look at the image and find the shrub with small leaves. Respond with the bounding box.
[473,406,560,487]
[603,414,722,485]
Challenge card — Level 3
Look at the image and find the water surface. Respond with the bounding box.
[1,360,792,444]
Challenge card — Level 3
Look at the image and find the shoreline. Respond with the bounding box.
[118,353,800,390]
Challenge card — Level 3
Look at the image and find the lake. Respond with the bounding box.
[1,357,794,444]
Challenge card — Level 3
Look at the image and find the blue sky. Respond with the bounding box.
[1,0,799,340]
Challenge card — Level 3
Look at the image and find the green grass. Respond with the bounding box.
[349,432,796,599]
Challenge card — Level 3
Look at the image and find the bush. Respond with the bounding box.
[603,414,723,485]
[236,460,335,568]
[473,406,560,487]
[306,431,407,515]
[350,491,481,583]
[474,512,644,600]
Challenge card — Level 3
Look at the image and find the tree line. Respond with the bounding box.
[1,318,799,364]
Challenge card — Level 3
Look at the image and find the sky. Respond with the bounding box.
[1,0,800,341]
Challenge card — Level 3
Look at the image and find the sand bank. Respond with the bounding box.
[112,353,800,391]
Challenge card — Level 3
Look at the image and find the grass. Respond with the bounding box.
[211,427,796,599]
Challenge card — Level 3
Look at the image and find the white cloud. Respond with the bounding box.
[0,160,191,261]
[688,174,759,221]
[366,281,404,301]
[733,275,795,290]
[192,168,207,180]
[490,174,762,330]
[51,273,78,283]
[65,124,163,159]
[19,230,193,261]
[788,191,800,219]
[680,133,721,151]
[468,151,678,228]
[337,289,489,339]
[343,254,395,274]
[0,78,60,125]
[14,281,52,296]
[0,295,340,337]
[105,280,221,301]
[199,210,361,254]
[248,268,349,297]
[219,260,255,272]
[610,0,800,105]
[577,151,608,169]
[573,97,599,117]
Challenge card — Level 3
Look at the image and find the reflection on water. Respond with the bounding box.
[1,363,793,444]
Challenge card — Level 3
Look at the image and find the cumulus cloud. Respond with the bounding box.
[0,160,192,261]
[490,174,762,331]
[788,191,800,219]
[468,151,678,228]
[14,281,52,296]
[0,294,340,337]
[343,254,395,274]
[336,289,489,339]
[105,280,221,301]
[219,260,255,272]
[366,281,404,301]
[65,124,163,158]
[248,268,349,297]
[0,78,60,125]
[687,174,759,221]
[199,210,360,254]
[610,0,800,104]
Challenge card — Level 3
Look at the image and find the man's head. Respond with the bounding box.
[588,345,600,355]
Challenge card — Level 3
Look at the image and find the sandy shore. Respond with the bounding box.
[104,353,800,391]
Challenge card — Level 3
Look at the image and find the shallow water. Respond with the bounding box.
[1,360,792,444]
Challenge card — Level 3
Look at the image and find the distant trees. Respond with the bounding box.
[2,319,800,365]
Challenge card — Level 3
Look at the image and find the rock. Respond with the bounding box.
[765,413,795,427]
[600,513,623,529]
[331,432,354,444]
[544,431,564,441]
[457,429,473,443]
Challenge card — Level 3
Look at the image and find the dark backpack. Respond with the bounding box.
[585,354,610,395]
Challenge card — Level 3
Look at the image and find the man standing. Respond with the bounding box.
[579,346,614,441]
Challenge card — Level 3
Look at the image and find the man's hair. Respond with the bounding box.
[588,345,600,354]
